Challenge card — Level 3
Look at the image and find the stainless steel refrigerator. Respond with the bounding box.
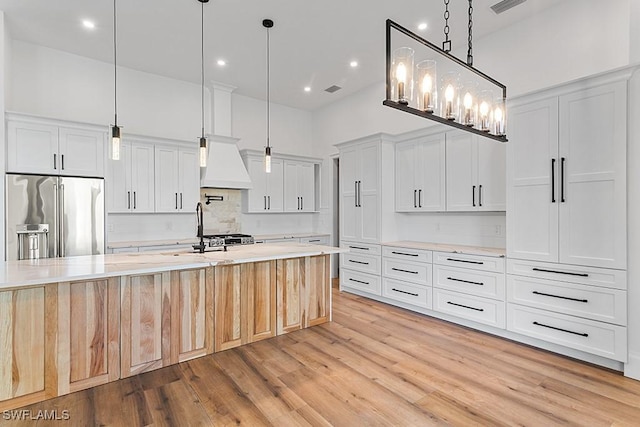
[6,174,105,261]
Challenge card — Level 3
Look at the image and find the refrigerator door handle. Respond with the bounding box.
[60,184,65,257]
[53,183,59,257]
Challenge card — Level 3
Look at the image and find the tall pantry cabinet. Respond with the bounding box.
[336,134,396,296]
[506,69,632,365]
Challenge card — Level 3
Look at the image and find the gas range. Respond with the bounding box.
[193,233,254,253]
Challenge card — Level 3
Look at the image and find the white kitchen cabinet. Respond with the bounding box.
[107,140,155,213]
[243,155,284,212]
[284,161,316,212]
[507,79,627,269]
[7,116,105,177]
[154,145,199,212]
[395,133,445,212]
[446,131,506,212]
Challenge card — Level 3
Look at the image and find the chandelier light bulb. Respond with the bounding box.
[480,101,489,117]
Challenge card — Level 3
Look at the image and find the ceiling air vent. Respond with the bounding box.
[490,0,526,14]
[324,85,342,93]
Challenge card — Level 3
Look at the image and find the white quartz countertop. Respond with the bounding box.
[107,238,200,249]
[382,241,505,257]
[253,233,330,240]
[0,243,345,290]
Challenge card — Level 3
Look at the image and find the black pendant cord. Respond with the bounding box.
[266,24,270,150]
[467,0,473,66]
[442,0,451,52]
[113,0,118,127]
[201,0,205,139]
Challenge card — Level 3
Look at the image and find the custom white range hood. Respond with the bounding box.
[200,83,252,189]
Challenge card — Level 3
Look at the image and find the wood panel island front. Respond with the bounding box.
[0,243,343,411]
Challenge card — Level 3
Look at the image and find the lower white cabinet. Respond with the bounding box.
[341,270,381,295]
[433,288,506,328]
[300,235,330,245]
[340,241,381,296]
[381,245,433,309]
[434,265,505,300]
[382,278,431,309]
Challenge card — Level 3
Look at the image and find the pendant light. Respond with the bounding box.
[263,19,274,173]
[110,0,121,160]
[198,0,209,167]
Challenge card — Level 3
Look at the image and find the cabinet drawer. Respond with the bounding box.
[434,265,505,301]
[341,270,381,295]
[507,304,627,362]
[507,275,627,326]
[382,258,431,286]
[341,241,381,255]
[433,252,505,273]
[433,288,506,328]
[382,278,432,309]
[341,253,381,275]
[506,259,626,290]
[301,235,330,245]
[382,246,432,263]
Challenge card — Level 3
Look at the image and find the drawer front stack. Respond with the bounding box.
[432,252,506,328]
[381,246,433,308]
[340,242,382,295]
[506,259,627,362]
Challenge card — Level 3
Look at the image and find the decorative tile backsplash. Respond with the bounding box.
[200,188,242,234]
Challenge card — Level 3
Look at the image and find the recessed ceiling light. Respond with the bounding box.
[350,61,358,68]
[304,86,311,92]
[217,59,226,66]
[418,22,428,31]
[82,20,96,30]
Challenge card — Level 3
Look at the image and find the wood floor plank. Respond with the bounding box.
[5,287,640,426]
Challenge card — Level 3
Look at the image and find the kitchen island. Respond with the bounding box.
[0,243,344,411]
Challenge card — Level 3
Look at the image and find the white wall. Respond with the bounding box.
[8,40,206,142]
[0,12,7,261]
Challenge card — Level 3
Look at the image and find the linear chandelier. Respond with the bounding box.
[384,0,508,142]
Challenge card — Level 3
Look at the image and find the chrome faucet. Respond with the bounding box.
[193,202,206,253]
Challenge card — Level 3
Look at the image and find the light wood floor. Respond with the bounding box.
[5,286,640,426]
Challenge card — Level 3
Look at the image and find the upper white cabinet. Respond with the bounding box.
[154,145,199,213]
[284,161,316,212]
[107,140,155,213]
[337,134,395,244]
[7,115,105,177]
[446,131,506,212]
[240,150,320,214]
[395,133,446,212]
[507,79,627,269]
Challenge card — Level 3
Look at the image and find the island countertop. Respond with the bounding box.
[0,243,345,290]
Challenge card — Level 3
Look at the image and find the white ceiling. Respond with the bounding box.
[0,0,563,111]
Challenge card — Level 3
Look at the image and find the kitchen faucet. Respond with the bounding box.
[193,202,206,253]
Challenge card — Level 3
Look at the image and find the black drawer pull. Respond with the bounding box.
[392,288,419,297]
[447,277,484,286]
[349,259,369,265]
[308,239,321,242]
[446,258,483,265]
[532,267,589,277]
[349,278,369,285]
[392,267,418,275]
[349,246,370,251]
[533,321,588,337]
[532,291,588,303]
[391,251,419,257]
[447,301,484,312]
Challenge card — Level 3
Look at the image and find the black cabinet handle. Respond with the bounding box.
[61,154,65,170]
[446,258,483,265]
[349,259,369,265]
[354,181,358,207]
[175,193,178,209]
[561,157,566,203]
[447,277,484,286]
[268,195,271,210]
[54,153,57,170]
[133,191,137,209]
[418,189,422,208]
[447,301,484,312]
[127,191,131,209]
[533,321,588,337]
[478,185,482,207]
[532,291,588,303]
[180,193,183,209]
[358,181,362,207]
[301,196,303,210]
[308,239,320,242]
[349,246,369,251]
[532,267,588,277]
[391,251,419,257]
[472,185,476,207]
[414,189,417,208]
[349,278,369,285]
[392,288,419,297]
[551,158,556,203]
[391,267,419,274]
